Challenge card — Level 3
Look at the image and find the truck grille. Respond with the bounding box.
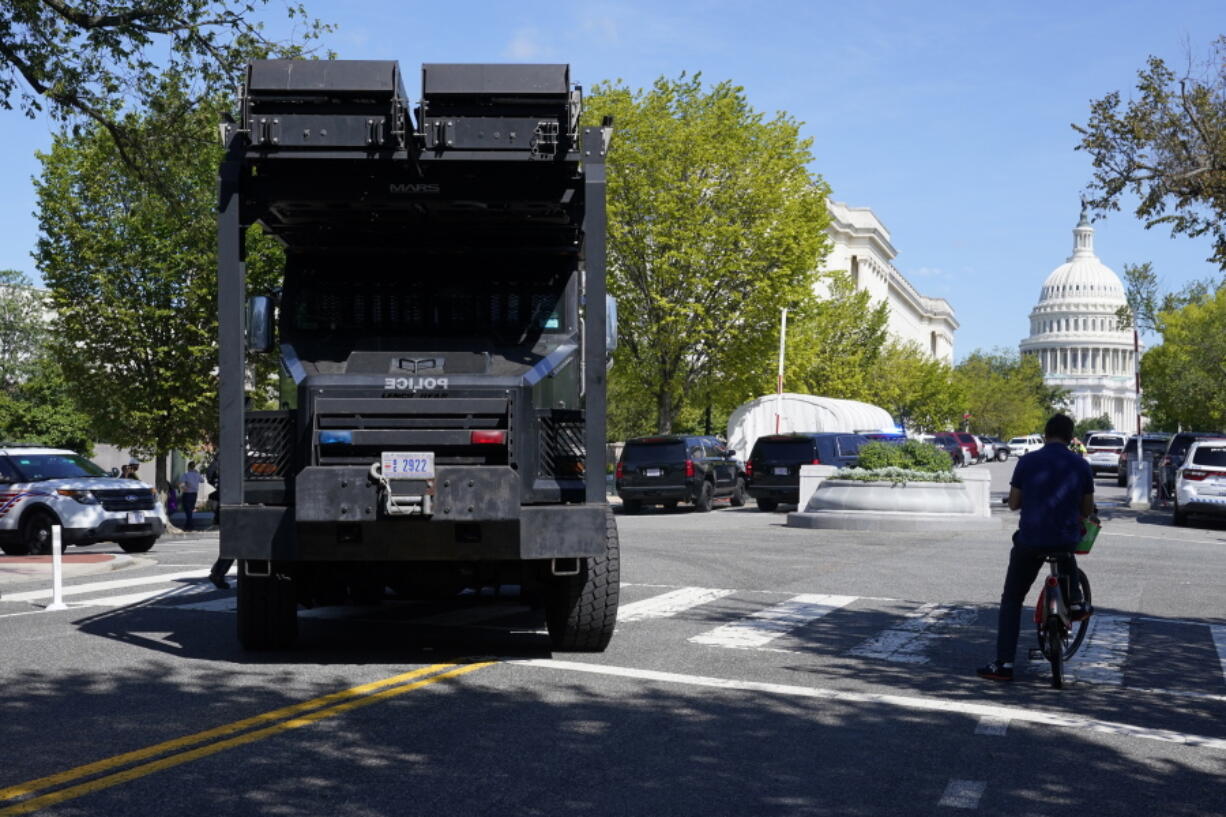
[538,409,584,478]
[314,394,513,467]
[246,411,295,480]
[93,490,156,512]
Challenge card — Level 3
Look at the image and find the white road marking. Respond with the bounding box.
[3,569,211,603]
[849,602,978,664]
[938,779,986,809]
[515,659,1226,751]
[618,587,734,623]
[1069,614,1130,685]
[975,716,1009,736]
[1210,625,1226,689]
[83,581,217,608]
[689,594,857,649]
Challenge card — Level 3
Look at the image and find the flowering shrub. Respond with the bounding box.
[834,466,962,485]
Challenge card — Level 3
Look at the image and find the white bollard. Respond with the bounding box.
[1127,458,1152,510]
[45,525,68,611]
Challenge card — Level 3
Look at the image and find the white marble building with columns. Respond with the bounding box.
[1019,212,1139,432]
[822,201,958,363]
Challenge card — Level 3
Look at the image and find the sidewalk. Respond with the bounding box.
[0,553,137,587]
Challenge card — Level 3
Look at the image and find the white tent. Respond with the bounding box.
[725,393,896,458]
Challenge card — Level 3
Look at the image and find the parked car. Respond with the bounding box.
[979,436,1010,461]
[1159,430,1226,498]
[615,435,745,513]
[1172,438,1226,526]
[746,432,869,511]
[934,431,981,464]
[1116,433,1171,488]
[1083,431,1127,476]
[0,445,167,555]
[1007,434,1045,457]
[926,435,964,468]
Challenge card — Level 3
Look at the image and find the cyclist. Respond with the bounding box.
[978,414,1094,682]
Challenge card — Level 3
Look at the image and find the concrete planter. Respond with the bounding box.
[787,473,1000,531]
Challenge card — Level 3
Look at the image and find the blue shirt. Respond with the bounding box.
[1010,442,1094,549]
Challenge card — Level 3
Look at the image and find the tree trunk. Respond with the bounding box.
[656,389,673,434]
[155,453,169,497]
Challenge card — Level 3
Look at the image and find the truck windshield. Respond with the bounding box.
[8,454,108,481]
[621,442,686,464]
[281,262,568,343]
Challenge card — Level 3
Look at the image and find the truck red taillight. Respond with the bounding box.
[470,430,506,445]
[685,459,695,477]
[812,459,822,465]
[615,462,623,479]
[745,460,753,477]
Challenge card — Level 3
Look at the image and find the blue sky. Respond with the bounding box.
[1,0,1220,359]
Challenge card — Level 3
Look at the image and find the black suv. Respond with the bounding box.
[746,432,868,511]
[1159,430,1226,496]
[616,435,746,513]
[1116,433,1170,487]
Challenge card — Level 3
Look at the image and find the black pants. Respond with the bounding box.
[181,492,198,530]
[211,557,233,579]
[995,543,1079,664]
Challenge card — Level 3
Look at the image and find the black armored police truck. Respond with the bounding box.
[216,61,618,651]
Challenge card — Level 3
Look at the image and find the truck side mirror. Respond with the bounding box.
[247,295,274,353]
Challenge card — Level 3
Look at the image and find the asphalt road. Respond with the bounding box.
[1,460,1224,816]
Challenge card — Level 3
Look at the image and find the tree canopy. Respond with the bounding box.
[0,268,49,392]
[1140,283,1226,431]
[34,83,282,488]
[584,74,832,434]
[0,0,328,175]
[955,349,1065,438]
[1076,36,1226,269]
[863,341,961,433]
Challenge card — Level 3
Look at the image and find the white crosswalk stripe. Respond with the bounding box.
[688,593,857,649]
[618,586,734,623]
[1069,614,1131,685]
[849,602,978,664]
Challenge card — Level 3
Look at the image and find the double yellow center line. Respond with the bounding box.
[0,661,494,815]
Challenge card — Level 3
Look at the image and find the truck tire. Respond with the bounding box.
[545,507,620,652]
[119,536,157,554]
[694,480,714,512]
[730,478,747,507]
[237,566,299,650]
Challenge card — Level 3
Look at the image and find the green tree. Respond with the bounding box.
[34,81,282,490]
[584,74,831,433]
[0,0,328,178]
[1140,283,1226,430]
[1075,36,1226,269]
[784,273,889,403]
[0,355,94,453]
[863,341,961,433]
[0,268,49,392]
[1074,414,1113,440]
[956,349,1062,438]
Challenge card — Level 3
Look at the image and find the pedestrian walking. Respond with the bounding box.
[209,557,233,589]
[122,458,140,480]
[178,461,205,532]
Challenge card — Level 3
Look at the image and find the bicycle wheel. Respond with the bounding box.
[1045,618,1064,689]
[1063,569,1092,660]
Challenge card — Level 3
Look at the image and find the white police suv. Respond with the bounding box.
[0,446,167,555]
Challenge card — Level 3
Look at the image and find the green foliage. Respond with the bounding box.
[1074,414,1113,439]
[862,341,961,432]
[1076,37,1226,269]
[0,356,94,454]
[955,349,1065,438]
[1141,283,1226,430]
[0,269,49,392]
[584,74,831,433]
[834,466,961,484]
[856,440,952,473]
[34,80,283,487]
[0,0,330,182]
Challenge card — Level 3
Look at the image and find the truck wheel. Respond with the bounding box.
[694,481,714,512]
[730,478,747,507]
[621,499,642,515]
[996,450,1008,462]
[22,511,63,556]
[756,498,778,512]
[545,507,620,652]
[119,537,157,554]
[237,566,299,650]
